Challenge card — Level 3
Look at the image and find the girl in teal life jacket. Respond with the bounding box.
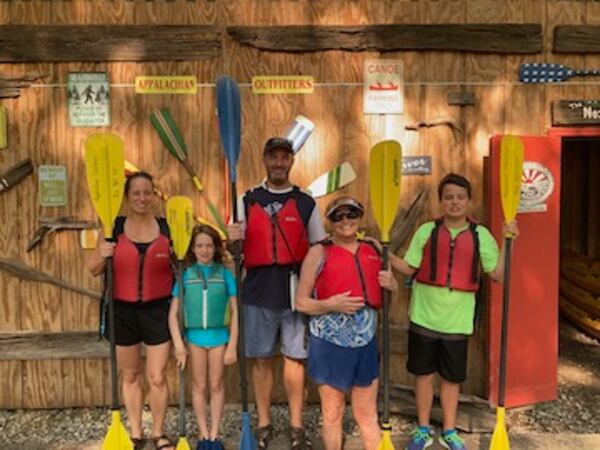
[168,225,238,450]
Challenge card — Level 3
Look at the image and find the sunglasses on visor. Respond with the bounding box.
[329,209,362,222]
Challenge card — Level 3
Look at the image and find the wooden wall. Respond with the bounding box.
[0,0,598,409]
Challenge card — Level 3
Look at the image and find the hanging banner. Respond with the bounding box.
[67,72,110,127]
[363,59,404,114]
[39,165,67,207]
[252,76,314,94]
[135,76,198,94]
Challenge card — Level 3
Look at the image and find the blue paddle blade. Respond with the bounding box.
[239,412,257,450]
[216,76,241,182]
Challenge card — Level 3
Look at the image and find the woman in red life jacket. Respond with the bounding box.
[295,196,398,450]
[87,172,175,450]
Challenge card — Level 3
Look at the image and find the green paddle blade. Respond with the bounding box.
[500,135,524,225]
[85,134,125,239]
[150,107,189,163]
[166,196,194,261]
[101,410,133,450]
[369,140,402,243]
[307,162,356,198]
[489,406,510,450]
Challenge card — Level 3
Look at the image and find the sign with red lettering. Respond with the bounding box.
[363,60,403,114]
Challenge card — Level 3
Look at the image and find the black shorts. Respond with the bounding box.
[406,329,468,383]
[106,298,171,346]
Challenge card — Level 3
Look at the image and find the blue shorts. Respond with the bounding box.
[244,305,308,359]
[186,327,229,349]
[308,335,379,392]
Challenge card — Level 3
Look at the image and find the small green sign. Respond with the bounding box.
[39,165,67,207]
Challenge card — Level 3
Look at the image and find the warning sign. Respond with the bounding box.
[363,60,404,114]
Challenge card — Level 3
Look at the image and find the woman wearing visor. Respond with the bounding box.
[295,196,398,450]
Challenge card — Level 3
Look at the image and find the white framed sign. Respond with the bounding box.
[363,60,404,114]
[67,72,110,127]
[39,165,67,207]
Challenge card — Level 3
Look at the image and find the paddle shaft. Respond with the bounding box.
[106,256,120,410]
[497,237,513,407]
[382,245,390,422]
[231,181,250,411]
[177,260,187,437]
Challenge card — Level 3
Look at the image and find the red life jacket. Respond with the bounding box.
[243,187,309,269]
[314,241,383,309]
[112,216,174,303]
[414,218,481,292]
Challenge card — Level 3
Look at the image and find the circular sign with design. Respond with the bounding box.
[519,161,554,213]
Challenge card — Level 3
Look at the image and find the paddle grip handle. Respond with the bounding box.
[498,237,513,407]
[231,181,250,411]
[106,257,120,410]
[192,176,204,192]
[382,245,390,422]
[177,260,187,436]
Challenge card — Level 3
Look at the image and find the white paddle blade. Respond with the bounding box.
[307,162,357,198]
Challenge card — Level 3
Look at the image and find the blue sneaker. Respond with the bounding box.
[439,429,467,450]
[212,439,225,450]
[405,426,434,450]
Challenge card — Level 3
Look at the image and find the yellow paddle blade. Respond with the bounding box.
[124,160,140,174]
[85,134,125,239]
[102,410,133,450]
[500,135,524,225]
[377,428,395,450]
[167,195,194,261]
[369,140,402,243]
[489,406,510,450]
[176,437,191,450]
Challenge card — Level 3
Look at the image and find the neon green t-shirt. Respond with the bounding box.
[404,221,499,335]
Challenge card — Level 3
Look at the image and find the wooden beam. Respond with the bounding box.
[0,332,107,361]
[0,25,221,62]
[554,25,600,53]
[228,24,542,54]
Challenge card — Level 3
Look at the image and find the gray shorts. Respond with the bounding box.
[243,304,308,359]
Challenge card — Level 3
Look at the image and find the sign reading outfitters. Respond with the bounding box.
[363,59,404,114]
[252,76,314,94]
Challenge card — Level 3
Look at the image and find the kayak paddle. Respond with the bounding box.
[150,107,227,235]
[84,133,131,450]
[124,160,225,240]
[0,158,33,195]
[284,114,315,153]
[167,195,194,450]
[490,135,524,450]
[306,162,357,198]
[519,62,600,83]
[216,75,257,450]
[370,140,402,450]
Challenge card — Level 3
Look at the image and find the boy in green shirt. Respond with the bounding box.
[391,173,518,450]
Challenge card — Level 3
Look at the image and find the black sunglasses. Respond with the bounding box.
[329,209,362,222]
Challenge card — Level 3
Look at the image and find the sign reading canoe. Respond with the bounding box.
[552,100,600,125]
[363,59,404,114]
[252,76,314,94]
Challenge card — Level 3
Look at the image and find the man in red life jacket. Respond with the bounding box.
[228,137,326,449]
[391,173,518,450]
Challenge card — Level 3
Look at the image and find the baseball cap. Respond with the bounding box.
[263,137,294,155]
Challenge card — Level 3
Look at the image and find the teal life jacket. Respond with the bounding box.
[183,263,231,329]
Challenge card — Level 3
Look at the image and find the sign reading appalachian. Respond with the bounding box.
[252,76,314,94]
[135,76,198,94]
[363,60,404,114]
[552,100,600,125]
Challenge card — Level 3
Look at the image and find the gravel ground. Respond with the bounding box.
[1,318,598,448]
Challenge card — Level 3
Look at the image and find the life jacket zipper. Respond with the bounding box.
[353,247,369,306]
[199,267,208,329]
[138,252,146,301]
[446,239,455,290]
